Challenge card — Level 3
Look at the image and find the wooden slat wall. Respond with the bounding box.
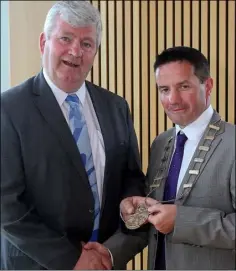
[8,1,235,270]
[89,1,236,269]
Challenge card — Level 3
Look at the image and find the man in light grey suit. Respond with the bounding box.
[120,46,235,269]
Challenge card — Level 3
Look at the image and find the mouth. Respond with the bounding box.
[171,108,186,113]
[62,60,79,68]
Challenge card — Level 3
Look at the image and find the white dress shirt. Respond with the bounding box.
[43,70,105,205]
[174,105,214,192]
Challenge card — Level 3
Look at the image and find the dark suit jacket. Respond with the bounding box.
[1,71,146,270]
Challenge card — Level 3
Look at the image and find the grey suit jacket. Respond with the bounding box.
[147,111,235,270]
[1,71,147,270]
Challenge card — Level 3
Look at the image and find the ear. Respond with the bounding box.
[39,32,46,55]
[205,77,213,97]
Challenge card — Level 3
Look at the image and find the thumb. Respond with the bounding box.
[83,242,97,250]
[120,198,135,214]
[145,197,159,207]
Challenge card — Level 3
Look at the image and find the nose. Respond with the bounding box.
[69,42,83,58]
[168,89,181,104]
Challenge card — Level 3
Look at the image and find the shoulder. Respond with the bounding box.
[220,120,235,155]
[86,81,128,108]
[1,76,35,109]
[223,121,235,135]
[151,128,175,149]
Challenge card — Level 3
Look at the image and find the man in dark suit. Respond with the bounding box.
[1,1,146,269]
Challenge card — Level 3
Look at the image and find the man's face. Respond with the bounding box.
[155,61,213,127]
[40,17,97,92]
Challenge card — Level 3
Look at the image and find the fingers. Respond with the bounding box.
[145,197,159,207]
[83,242,112,270]
[132,196,147,206]
[88,249,108,270]
[101,254,112,270]
[120,197,135,215]
[120,196,147,214]
[74,248,108,270]
[147,202,162,214]
[148,215,159,227]
[83,242,98,250]
[84,242,108,256]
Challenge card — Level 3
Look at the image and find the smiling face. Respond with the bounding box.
[155,61,213,127]
[39,16,97,92]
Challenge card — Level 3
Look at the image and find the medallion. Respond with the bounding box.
[125,204,149,230]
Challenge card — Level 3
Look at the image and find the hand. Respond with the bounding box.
[147,203,177,234]
[120,196,158,222]
[84,242,112,270]
[120,196,145,222]
[73,242,111,270]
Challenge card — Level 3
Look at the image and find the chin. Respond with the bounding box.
[170,117,187,127]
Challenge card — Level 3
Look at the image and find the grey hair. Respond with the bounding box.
[43,1,102,47]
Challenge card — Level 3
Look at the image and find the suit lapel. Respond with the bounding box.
[176,111,224,203]
[151,130,175,201]
[86,82,114,212]
[32,72,89,186]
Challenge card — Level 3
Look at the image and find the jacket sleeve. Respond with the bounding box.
[172,160,235,249]
[103,100,148,269]
[120,100,146,199]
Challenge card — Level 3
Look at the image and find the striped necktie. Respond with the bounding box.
[66,94,100,241]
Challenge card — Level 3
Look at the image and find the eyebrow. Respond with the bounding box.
[158,80,190,89]
[59,31,74,37]
[158,85,168,89]
[176,80,190,85]
[59,32,95,42]
[81,37,96,43]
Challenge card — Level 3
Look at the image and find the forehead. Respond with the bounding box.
[155,61,195,82]
[52,16,97,38]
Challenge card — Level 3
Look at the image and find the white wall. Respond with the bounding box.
[9,1,54,87]
[1,1,10,92]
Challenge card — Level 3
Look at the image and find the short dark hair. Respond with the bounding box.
[154,46,210,83]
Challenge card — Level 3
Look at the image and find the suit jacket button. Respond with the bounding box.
[89,209,94,213]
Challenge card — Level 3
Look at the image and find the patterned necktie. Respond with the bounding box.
[156,132,188,270]
[66,94,100,242]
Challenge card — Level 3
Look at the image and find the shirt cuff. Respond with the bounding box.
[120,210,126,223]
[106,247,114,267]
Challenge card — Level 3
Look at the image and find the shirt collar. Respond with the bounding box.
[43,69,87,106]
[175,105,214,141]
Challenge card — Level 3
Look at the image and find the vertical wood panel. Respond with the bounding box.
[201,1,208,59]
[116,1,124,97]
[210,1,217,109]
[124,1,132,110]
[133,1,141,150]
[192,1,199,49]
[100,1,107,89]
[174,1,182,46]
[149,1,157,144]
[227,1,235,124]
[108,1,115,92]
[166,1,174,130]
[218,1,226,120]
[141,0,149,174]
[157,1,165,134]
[183,0,191,47]
[91,0,100,86]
